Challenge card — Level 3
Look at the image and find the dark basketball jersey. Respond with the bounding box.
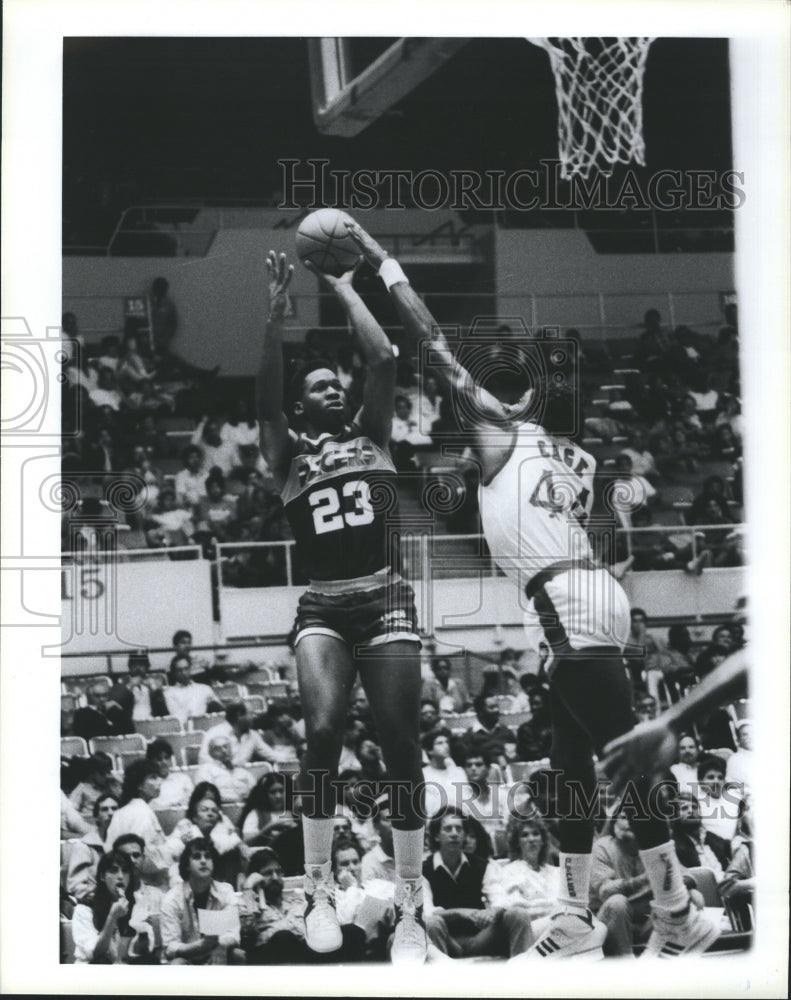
[281,424,401,582]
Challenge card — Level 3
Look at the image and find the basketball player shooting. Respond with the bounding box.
[344,221,722,960]
[256,250,427,963]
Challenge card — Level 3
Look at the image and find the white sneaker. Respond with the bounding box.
[391,877,427,965]
[303,862,343,953]
[643,901,721,958]
[526,907,607,959]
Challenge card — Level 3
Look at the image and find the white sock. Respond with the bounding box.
[639,841,689,913]
[556,852,592,911]
[392,827,425,881]
[302,816,334,867]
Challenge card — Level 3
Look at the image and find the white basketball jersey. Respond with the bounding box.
[479,421,596,582]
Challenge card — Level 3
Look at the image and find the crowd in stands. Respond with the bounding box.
[61,298,744,580]
[61,611,752,964]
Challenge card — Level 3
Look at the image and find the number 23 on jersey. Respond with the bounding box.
[309,480,375,535]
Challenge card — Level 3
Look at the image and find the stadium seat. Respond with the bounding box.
[223,801,245,826]
[118,749,147,771]
[500,711,531,729]
[274,760,300,776]
[188,713,227,733]
[154,806,187,836]
[61,736,89,758]
[506,760,550,784]
[243,695,266,716]
[89,734,147,757]
[246,760,273,783]
[134,717,183,739]
[213,683,243,704]
[153,731,204,767]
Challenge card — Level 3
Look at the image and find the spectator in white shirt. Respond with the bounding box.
[147,739,195,809]
[174,446,208,507]
[360,796,396,885]
[88,366,125,411]
[199,702,278,767]
[458,748,508,852]
[670,733,701,796]
[105,760,171,889]
[195,735,256,803]
[191,416,238,478]
[422,729,468,818]
[618,428,660,484]
[164,655,220,725]
[166,782,247,887]
[696,754,741,844]
[725,720,752,795]
[483,815,559,921]
[390,394,433,446]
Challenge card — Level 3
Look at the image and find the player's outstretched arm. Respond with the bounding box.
[344,221,506,423]
[256,250,295,487]
[303,258,395,449]
[601,649,748,792]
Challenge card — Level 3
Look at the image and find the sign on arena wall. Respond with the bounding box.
[60,557,214,660]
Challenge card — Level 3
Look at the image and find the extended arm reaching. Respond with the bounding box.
[256,251,295,487]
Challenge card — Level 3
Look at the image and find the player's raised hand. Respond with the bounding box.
[344,221,389,269]
[600,716,679,796]
[303,256,363,292]
[266,250,294,322]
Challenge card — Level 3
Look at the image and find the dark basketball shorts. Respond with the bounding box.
[293,570,421,651]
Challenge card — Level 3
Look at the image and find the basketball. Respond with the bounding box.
[295,208,361,277]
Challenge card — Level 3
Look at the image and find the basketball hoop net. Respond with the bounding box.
[528,37,654,180]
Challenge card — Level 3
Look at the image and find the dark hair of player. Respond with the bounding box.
[286,357,342,421]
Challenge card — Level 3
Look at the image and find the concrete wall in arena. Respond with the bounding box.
[495,229,734,336]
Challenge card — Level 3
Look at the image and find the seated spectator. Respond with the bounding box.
[677,395,705,437]
[635,308,673,371]
[72,851,145,964]
[508,672,539,714]
[194,472,239,547]
[407,373,444,437]
[131,414,169,460]
[695,755,740,845]
[220,398,259,459]
[458,748,508,852]
[191,416,238,478]
[515,688,553,763]
[356,734,387,787]
[61,789,92,840]
[618,428,660,483]
[360,795,396,884]
[65,793,120,904]
[239,772,294,846]
[241,847,365,964]
[161,839,243,965]
[719,806,754,925]
[419,699,441,739]
[259,702,304,762]
[113,833,165,963]
[634,693,658,724]
[166,782,246,887]
[81,426,119,474]
[105,760,171,889]
[622,607,660,692]
[145,487,195,549]
[69,753,119,825]
[338,717,366,772]
[147,739,195,809]
[72,679,131,741]
[164,655,221,724]
[199,702,277,767]
[422,657,470,715]
[725,720,752,795]
[688,476,733,525]
[95,334,121,372]
[171,628,214,678]
[88,366,125,412]
[116,332,156,392]
[332,838,389,957]
[174,445,208,507]
[459,694,517,770]
[589,814,653,957]
[195,735,256,804]
[713,392,743,441]
[422,807,534,959]
[671,792,729,878]
[711,423,742,462]
[483,815,559,921]
[338,772,379,855]
[610,453,658,530]
[687,371,720,422]
[422,729,468,818]
[669,733,702,796]
[109,650,168,726]
[647,626,699,702]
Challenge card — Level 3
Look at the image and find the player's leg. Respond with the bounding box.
[295,631,357,953]
[358,638,427,964]
[553,655,720,958]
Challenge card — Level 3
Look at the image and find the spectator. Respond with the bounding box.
[589,814,653,958]
[147,739,195,809]
[174,446,208,507]
[422,729,468,818]
[670,792,729,878]
[105,760,171,889]
[725,720,752,794]
[419,699,441,737]
[360,796,397,884]
[65,793,120,904]
[460,694,516,769]
[711,423,742,462]
[355,735,387,787]
[116,332,156,392]
[166,782,246,887]
[164,655,220,724]
[191,416,238,478]
[338,718,366,772]
[610,453,658,530]
[61,789,92,840]
[618,428,660,483]
[81,426,119,474]
[483,815,559,921]
[195,735,256,804]
[695,755,740,845]
[634,694,658,724]
[713,393,743,441]
[408,373,444,436]
[220,398,259,457]
[338,772,379,855]
[198,702,277,767]
[72,679,130,741]
[161,838,242,965]
[623,607,660,692]
[239,772,297,845]
[109,651,168,726]
[259,702,303,762]
[458,748,508,853]
[113,833,165,963]
[688,476,732,526]
[649,626,699,702]
[422,808,534,959]
[88,367,124,412]
[69,753,118,825]
[96,334,121,372]
[508,672,539,714]
[421,657,470,715]
[72,851,141,964]
[515,689,553,763]
[670,733,702,796]
[145,488,195,549]
[332,838,387,956]
[149,277,178,359]
[719,821,754,926]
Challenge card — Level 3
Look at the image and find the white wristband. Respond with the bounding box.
[378,258,409,291]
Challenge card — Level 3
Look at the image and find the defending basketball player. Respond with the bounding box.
[256,250,426,963]
[343,222,722,960]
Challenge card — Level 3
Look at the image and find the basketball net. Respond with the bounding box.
[528,37,654,180]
